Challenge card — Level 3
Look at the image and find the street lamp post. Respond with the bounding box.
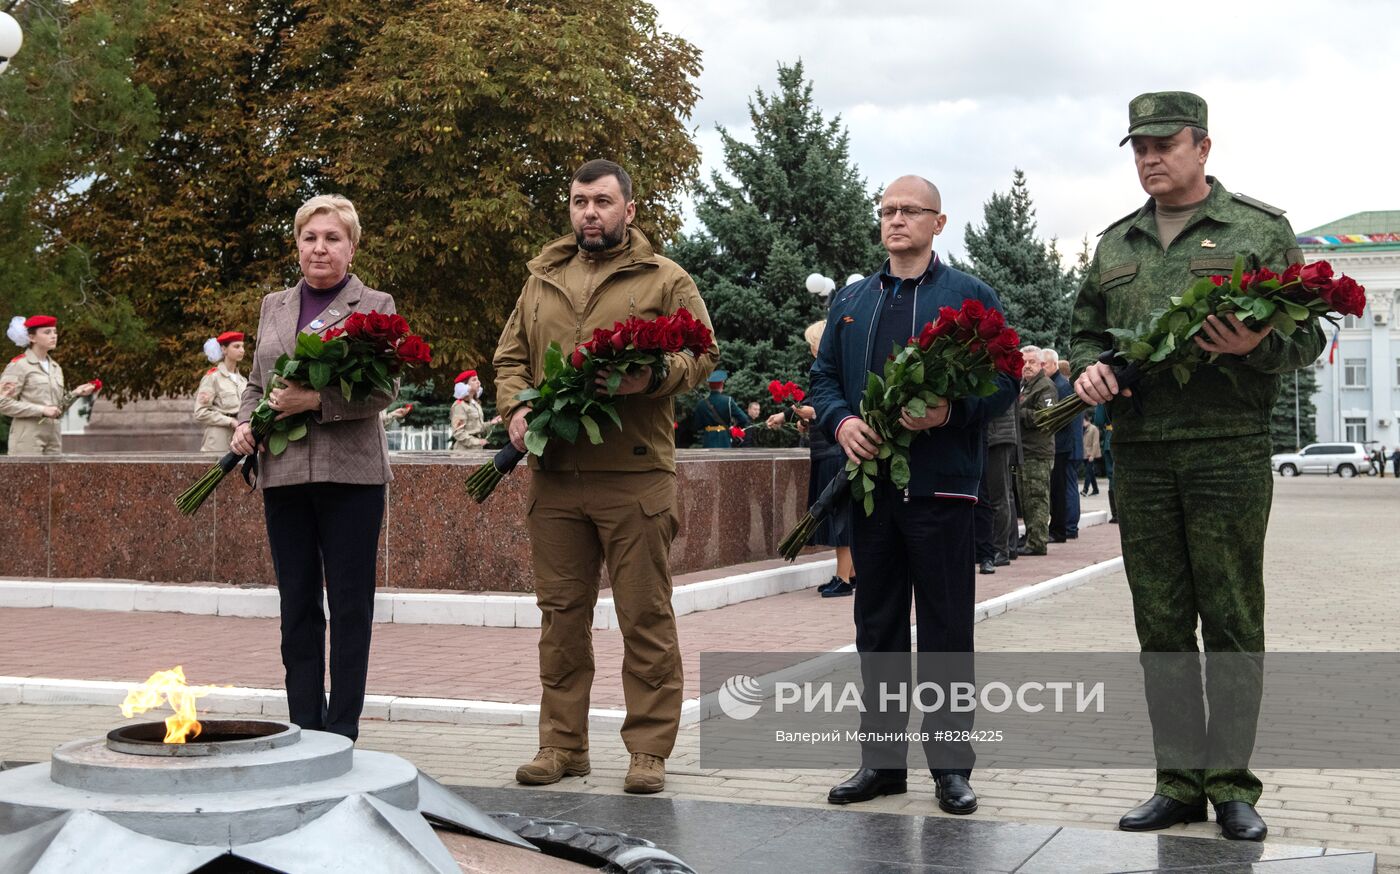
[805,272,836,307]
[0,7,22,69]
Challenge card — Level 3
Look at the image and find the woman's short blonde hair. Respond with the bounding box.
[803,320,826,352]
[294,194,361,246]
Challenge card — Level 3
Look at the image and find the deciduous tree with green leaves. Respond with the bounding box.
[952,169,1076,350]
[7,0,701,403]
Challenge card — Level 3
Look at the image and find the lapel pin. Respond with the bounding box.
[309,319,325,330]
[329,308,341,317]
[1200,239,1217,248]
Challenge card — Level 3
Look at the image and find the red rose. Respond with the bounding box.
[91,378,103,392]
[976,307,1005,340]
[787,382,805,403]
[1300,261,1334,291]
[988,327,1020,355]
[953,299,986,331]
[1251,266,1278,287]
[610,330,628,352]
[1322,275,1366,317]
[729,425,746,441]
[570,346,588,369]
[395,334,432,366]
[917,323,937,350]
[998,349,1025,380]
[323,326,346,341]
[343,312,367,339]
[1210,275,1229,287]
[1281,263,1302,284]
[768,380,784,403]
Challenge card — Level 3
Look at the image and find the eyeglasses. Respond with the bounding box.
[877,205,940,221]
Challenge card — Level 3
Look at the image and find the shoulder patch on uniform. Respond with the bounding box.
[1098,208,1141,237]
[206,367,218,375]
[1231,192,1286,217]
[10,354,23,363]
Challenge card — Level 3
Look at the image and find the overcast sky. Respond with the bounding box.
[649,0,1399,267]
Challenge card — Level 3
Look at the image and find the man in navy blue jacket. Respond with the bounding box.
[808,176,1017,814]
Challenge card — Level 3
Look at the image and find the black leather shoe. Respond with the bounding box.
[1016,545,1046,556]
[1215,801,1267,841]
[978,559,995,575]
[993,552,1011,567]
[827,768,906,805]
[1119,795,1207,831]
[934,775,978,815]
[1049,535,1067,544]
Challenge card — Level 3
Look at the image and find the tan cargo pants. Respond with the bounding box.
[527,468,683,758]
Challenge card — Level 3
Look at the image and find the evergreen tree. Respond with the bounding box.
[1271,365,1318,452]
[672,61,883,432]
[952,169,1075,350]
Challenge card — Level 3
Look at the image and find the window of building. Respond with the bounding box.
[1343,358,1368,388]
[1344,418,1368,443]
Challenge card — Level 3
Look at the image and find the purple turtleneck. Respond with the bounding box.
[297,274,351,332]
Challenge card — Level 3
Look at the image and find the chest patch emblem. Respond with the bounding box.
[1200,239,1217,248]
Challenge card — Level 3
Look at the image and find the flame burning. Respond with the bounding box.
[120,666,211,744]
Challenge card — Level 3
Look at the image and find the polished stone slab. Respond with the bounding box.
[448,785,1376,874]
[0,450,812,591]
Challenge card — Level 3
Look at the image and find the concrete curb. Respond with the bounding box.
[0,546,1121,731]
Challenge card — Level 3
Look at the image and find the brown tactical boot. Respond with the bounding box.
[623,752,666,794]
[515,747,590,785]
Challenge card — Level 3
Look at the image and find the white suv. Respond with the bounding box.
[1270,442,1371,477]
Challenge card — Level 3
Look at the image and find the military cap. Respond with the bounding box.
[1120,91,1208,146]
[707,370,728,383]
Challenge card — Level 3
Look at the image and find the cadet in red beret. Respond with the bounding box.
[1,315,99,455]
[192,331,249,452]
[449,369,496,453]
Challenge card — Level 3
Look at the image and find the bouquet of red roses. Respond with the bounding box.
[778,300,1022,560]
[768,380,806,405]
[1034,258,1365,434]
[464,308,714,502]
[175,311,432,514]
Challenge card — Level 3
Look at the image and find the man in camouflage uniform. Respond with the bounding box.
[1015,346,1057,556]
[193,331,249,452]
[1071,92,1324,842]
[1,315,98,456]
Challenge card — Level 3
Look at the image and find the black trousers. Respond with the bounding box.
[1049,451,1070,540]
[263,482,386,740]
[851,482,976,777]
[973,468,996,563]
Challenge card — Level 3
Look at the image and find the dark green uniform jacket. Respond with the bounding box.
[1069,178,1323,444]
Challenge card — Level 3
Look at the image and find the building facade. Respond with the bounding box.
[1298,212,1400,450]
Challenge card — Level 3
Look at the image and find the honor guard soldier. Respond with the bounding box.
[1,315,98,456]
[1071,92,1324,842]
[688,370,749,447]
[193,331,249,452]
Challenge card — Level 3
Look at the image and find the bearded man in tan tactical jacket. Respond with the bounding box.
[493,159,719,794]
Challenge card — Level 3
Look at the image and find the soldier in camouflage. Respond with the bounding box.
[1015,345,1057,556]
[1071,92,1324,842]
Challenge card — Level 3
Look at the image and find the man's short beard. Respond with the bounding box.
[576,222,627,252]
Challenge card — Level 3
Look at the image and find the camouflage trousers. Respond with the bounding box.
[1114,434,1272,805]
[1015,457,1053,552]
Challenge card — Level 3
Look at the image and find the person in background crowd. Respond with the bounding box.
[1095,404,1117,522]
[193,331,249,453]
[690,369,749,447]
[985,398,1021,565]
[450,369,495,452]
[768,320,855,597]
[1391,446,1399,478]
[1,315,99,455]
[1082,411,1101,496]
[1016,344,1056,556]
[1047,351,1080,541]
